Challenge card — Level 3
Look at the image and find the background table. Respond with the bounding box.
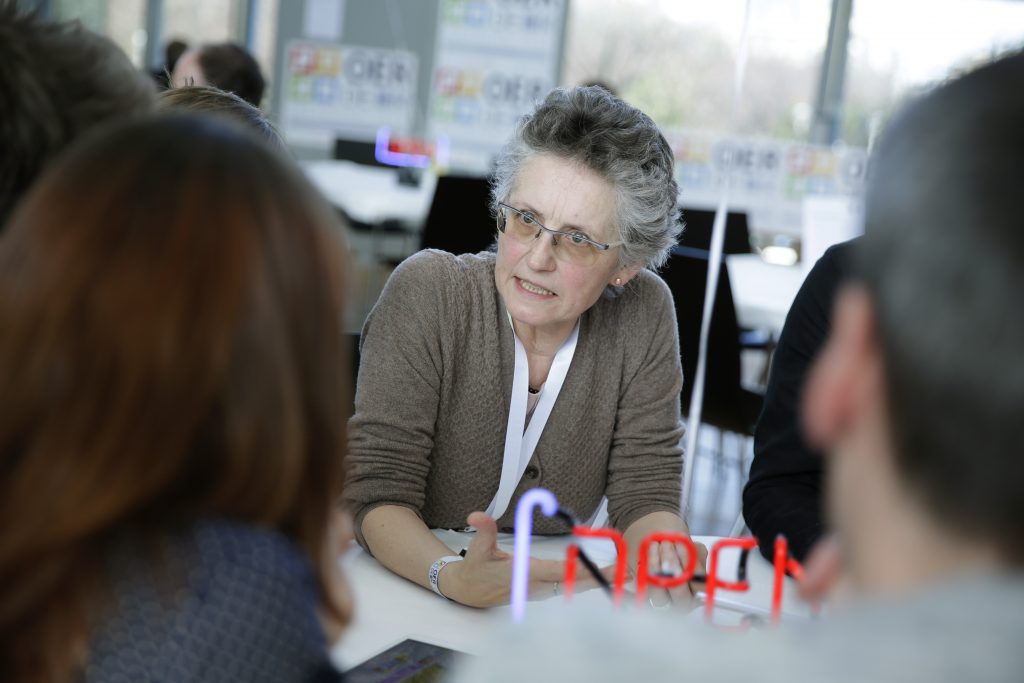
[302,160,437,231]
[727,253,807,335]
[331,530,813,671]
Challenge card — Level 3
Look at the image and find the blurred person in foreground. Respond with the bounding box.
[0,0,154,227]
[454,52,1024,683]
[171,42,266,108]
[0,115,351,683]
[157,84,283,147]
[343,86,704,608]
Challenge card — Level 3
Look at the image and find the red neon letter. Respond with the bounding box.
[635,533,698,606]
[704,536,759,622]
[771,535,805,623]
[563,527,628,604]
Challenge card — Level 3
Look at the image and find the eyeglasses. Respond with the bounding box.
[496,202,623,266]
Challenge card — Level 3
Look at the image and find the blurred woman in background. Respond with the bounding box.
[0,115,351,682]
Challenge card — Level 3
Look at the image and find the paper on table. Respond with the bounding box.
[345,637,466,679]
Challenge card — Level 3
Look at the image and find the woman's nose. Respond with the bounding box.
[526,230,558,270]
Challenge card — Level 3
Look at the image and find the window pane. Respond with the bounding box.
[53,0,146,67]
[163,0,238,47]
[563,0,829,141]
[844,0,1024,146]
[252,0,280,111]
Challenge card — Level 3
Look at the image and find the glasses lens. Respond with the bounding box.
[501,206,603,266]
[556,233,601,266]
[502,208,542,245]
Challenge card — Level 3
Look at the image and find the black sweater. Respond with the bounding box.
[743,239,857,561]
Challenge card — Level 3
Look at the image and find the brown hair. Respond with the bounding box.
[0,1,155,226]
[157,84,284,148]
[198,42,266,107]
[0,115,351,681]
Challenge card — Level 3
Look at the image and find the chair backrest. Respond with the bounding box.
[333,137,382,167]
[659,246,745,429]
[420,175,495,255]
[678,208,752,254]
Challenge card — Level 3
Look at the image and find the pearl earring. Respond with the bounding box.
[614,277,622,286]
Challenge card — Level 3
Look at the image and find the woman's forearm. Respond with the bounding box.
[361,505,462,593]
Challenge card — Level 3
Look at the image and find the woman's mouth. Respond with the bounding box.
[517,277,555,296]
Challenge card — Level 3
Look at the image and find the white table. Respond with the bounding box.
[331,530,813,671]
[727,253,807,335]
[302,160,437,232]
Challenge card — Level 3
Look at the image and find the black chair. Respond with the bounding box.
[419,175,495,255]
[659,245,763,436]
[678,209,775,376]
[333,137,383,167]
[678,208,753,255]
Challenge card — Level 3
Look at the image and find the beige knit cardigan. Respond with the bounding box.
[343,250,684,546]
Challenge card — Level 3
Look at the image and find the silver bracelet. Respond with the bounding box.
[428,555,464,599]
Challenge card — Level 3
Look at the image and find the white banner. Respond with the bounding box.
[667,130,868,236]
[281,42,418,148]
[428,0,566,173]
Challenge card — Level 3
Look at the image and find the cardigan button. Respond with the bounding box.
[524,465,539,479]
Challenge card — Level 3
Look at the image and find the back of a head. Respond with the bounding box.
[0,1,155,226]
[198,42,266,108]
[157,84,283,148]
[859,51,1024,563]
[0,115,349,680]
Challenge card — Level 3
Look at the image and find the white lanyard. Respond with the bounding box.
[484,315,579,521]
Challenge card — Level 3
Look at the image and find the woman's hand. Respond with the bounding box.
[439,511,612,608]
[623,510,706,611]
[644,538,708,611]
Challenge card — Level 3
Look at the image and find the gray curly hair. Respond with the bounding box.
[490,86,681,270]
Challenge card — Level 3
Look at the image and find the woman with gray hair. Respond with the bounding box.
[344,86,702,608]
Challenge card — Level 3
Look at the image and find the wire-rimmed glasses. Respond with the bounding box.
[496,202,623,266]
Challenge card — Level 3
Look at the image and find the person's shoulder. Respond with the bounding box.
[186,522,336,671]
[586,268,673,334]
[823,236,860,258]
[612,268,675,325]
[791,237,861,327]
[190,520,315,583]
[810,237,859,286]
[89,521,339,682]
[389,249,495,289]
[629,268,673,302]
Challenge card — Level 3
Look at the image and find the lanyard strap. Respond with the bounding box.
[485,315,579,521]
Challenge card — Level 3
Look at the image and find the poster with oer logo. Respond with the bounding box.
[428,0,568,174]
[281,41,418,148]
